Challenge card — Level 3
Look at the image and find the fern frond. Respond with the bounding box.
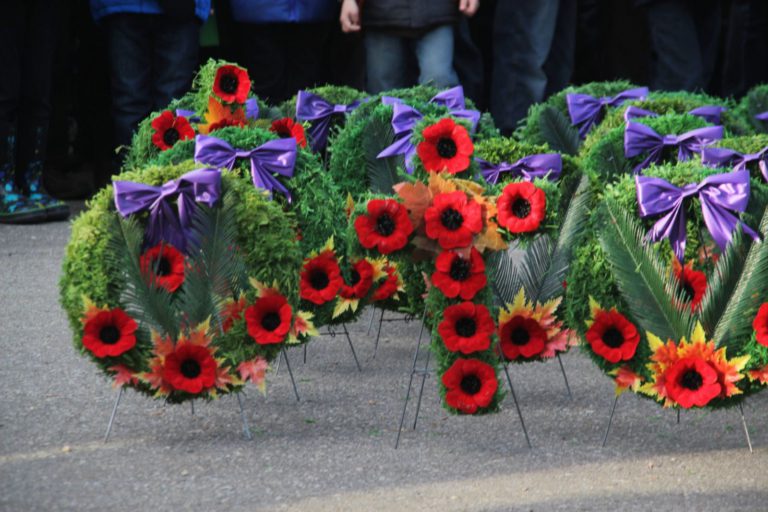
[599,199,694,341]
[713,206,768,349]
[539,107,580,155]
[364,115,400,194]
[698,228,749,334]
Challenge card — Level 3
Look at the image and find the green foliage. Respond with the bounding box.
[539,107,580,155]
[364,114,401,194]
[737,84,768,133]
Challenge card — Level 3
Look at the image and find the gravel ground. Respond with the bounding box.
[1,212,767,511]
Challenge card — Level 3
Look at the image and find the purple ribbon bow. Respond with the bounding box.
[755,112,768,121]
[624,122,723,173]
[623,105,725,125]
[476,154,562,185]
[701,146,768,182]
[635,170,760,262]
[376,86,481,174]
[566,87,649,138]
[295,90,361,152]
[113,168,221,252]
[194,134,296,202]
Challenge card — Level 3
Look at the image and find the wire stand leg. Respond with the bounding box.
[103,386,124,443]
[395,307,428,449]
[367,306,377,335]
[190,401,195,416]
[236,393,253,441]
[556,353,572,400]
[676,408,680,425]
[738,403,753,453]
[281,347,301,402]
[502,363,533,449]
[373,308,385,359]
[275,348,281,375]
[303,343,307,364]
[342,323,362,372]
[601,394,620,447]
[411,330,431,430]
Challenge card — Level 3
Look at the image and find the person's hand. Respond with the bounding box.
[340,0,361,32]
[459,0,479,16]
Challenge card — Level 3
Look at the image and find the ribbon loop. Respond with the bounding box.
[566,87,648,138]
[625,122,723,173]
[113,168,222,252]
[623,105,725,125]
[476,153,562,184]
[702,146,768,182]
[295,90,361,151]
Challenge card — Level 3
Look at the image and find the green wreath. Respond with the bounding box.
[737,84,768,134]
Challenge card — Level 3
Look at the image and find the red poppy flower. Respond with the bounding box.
[432,247,487,300]
[372,264,399,301]
[300,251,343,305]
[416,118,474,174]
[498,315,547,360]
[340,259,374,299]
[270,117,307,148]
[753,303,768,347]
[674,260,707,311]
[497,182,546,234]
[139,244,185,292]
[162,342,218,394]
[664,356,722,408]
[439,302,495,354]
[245,294,293,345]
[354,199,414,254]
[442,358,498,414]
[424,191,483,250]
[150,111,194,151]
[585,309,641,363]
[82,308,137,358]
[213,64,251,104]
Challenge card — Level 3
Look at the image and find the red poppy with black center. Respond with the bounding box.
[355,199,414,254]
[270,117,307,148]
[753,303,768,347]
[442,358,498,414]
[300,251,343,305]
[139,244,185,292]
[585,309,640,363]
[213,64,251,104]
[150,111,194,151]
[416,118,474,174]
[424,191,483,250]
[432,247,487,300]
[162,342,218,394]
[340,259,374,299]
[372,264,398,301]
[674,262,707,311]
[438,302,495,354]
[497,182,547,233]
[82,308,138,358]
[498,315,547,360]
[664,356,721,408]
[245,294,293,344]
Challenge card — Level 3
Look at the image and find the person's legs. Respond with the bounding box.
[106,13,153,151]
[151,15,199,110]
[413,25,460,89]
[690,0,721,92]
[364,31,408,93]
[234,23,286,104]
[0,1,23,125]
[645,0,703,91]
[490,0,560,134]
[543,0,576,97]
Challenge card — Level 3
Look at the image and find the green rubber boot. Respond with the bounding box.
[18,125,70,222]
[0,124,46,224]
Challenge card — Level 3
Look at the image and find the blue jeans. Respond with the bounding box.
[364,25,459,93]
[490,0,576,134]
[105,13,199,151]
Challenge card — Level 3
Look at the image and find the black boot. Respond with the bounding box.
[18,124,69,221]
[0,123,46,224]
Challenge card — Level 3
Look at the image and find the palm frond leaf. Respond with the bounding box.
[364,115,401,194]
[539,106,580,155]
[599,199,694,341]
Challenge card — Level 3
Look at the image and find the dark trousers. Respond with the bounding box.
[0,0,60,164]
[105,13,199,150]
[490,0,576,134]
[234,23,331,104]
[721,0,768,97]
[645,0,721,92]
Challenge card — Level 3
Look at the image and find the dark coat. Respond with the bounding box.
[362,0,458,29]
[229,0,339,23]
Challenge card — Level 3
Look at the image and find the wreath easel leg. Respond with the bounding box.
[395,307,428,449]
[103,386,124,443]
[236,393,253,441]
[501,363,533,449]
[601,394,620,448]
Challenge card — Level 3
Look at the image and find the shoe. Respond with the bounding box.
[0,124,46,224]
[18,125,70,222]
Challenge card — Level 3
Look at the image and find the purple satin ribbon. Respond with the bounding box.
[113,168,221,252]
[194,134,296,202]
[376,86,481,174]
[755,112,768,121]
[566,87,649,138]
[175,109,201,124]
[701,146,768,182]
[624,122,723,173]
[623,105,725,125]
[636,170,760,262]
[245,98,259,120]
[476,153,562,185]
[295,90,362,152]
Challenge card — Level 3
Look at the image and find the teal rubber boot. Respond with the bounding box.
[19,125,70,222]
[0,124,46,224]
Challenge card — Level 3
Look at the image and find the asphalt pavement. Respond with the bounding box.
[1,210,767,511]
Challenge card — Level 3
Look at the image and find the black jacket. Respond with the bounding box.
[362,0,458,30]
